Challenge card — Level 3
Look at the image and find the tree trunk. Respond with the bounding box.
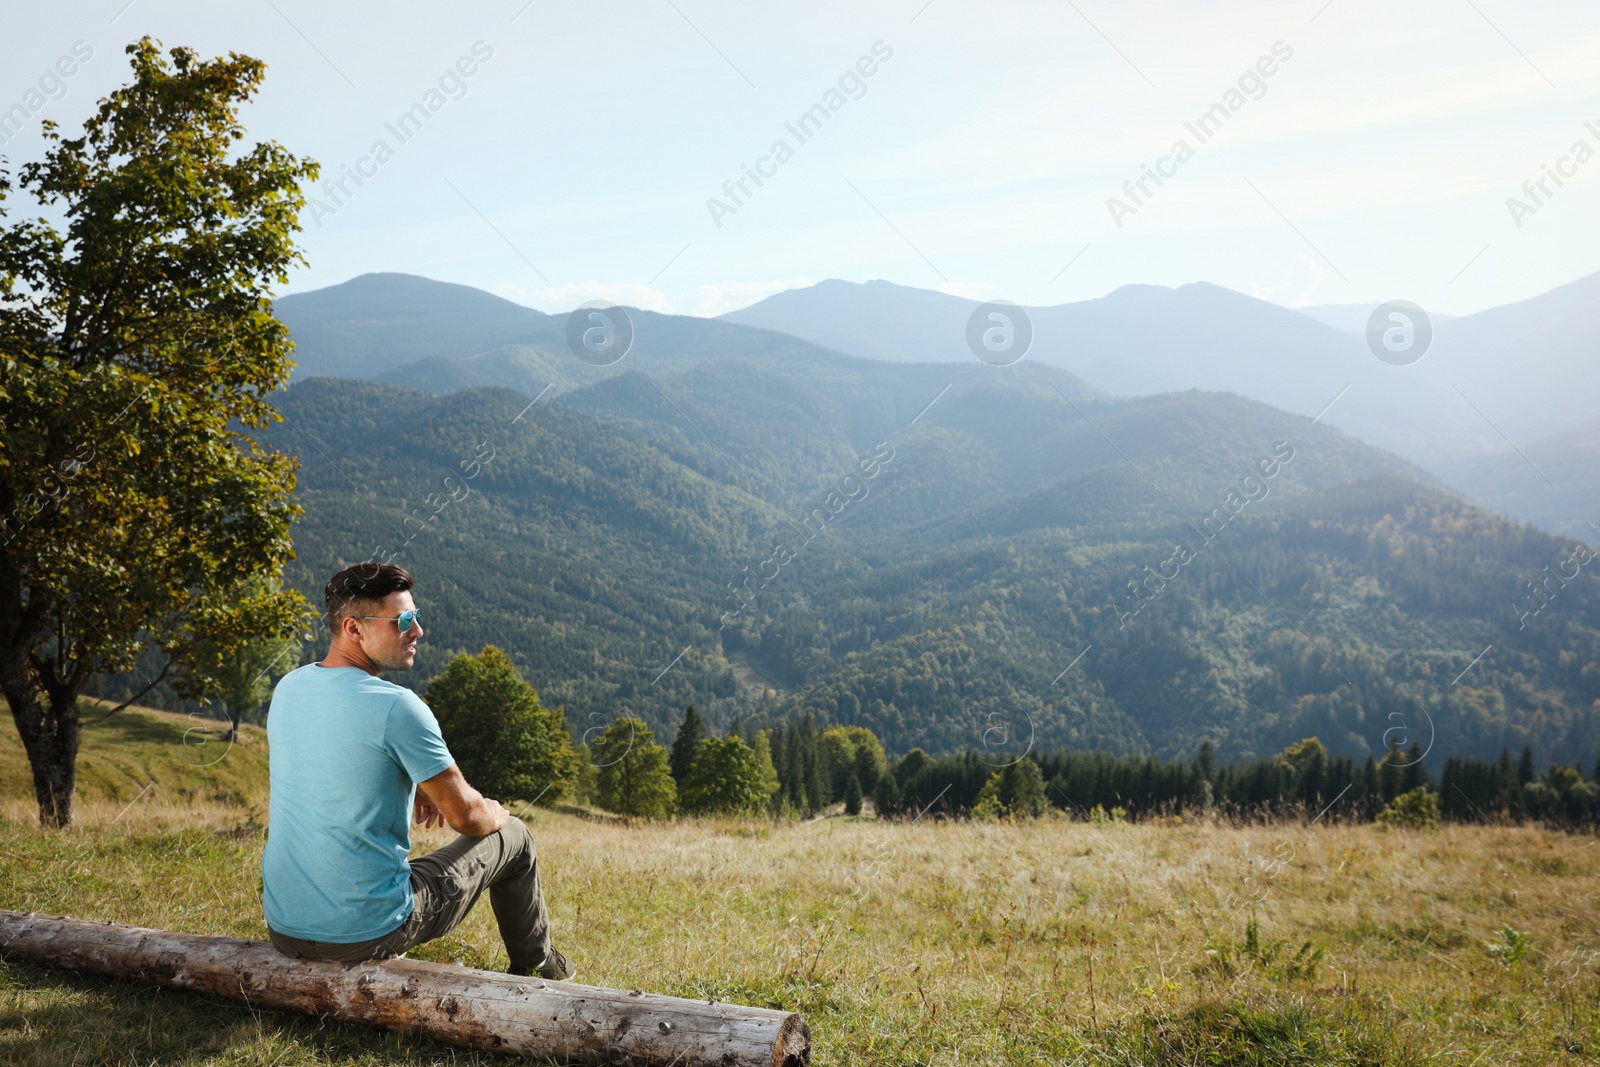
[0,657,80,830]
[0,910,811,1066]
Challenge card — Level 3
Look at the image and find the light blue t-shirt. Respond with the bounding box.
[262,663,455,942]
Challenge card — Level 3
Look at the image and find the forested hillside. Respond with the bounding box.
[95,281,1600,771]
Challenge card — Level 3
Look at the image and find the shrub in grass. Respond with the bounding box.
[1375,786,1440,830]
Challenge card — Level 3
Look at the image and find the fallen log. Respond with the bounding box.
[0,910,809,1066]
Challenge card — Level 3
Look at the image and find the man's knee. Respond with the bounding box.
[498,817,536,875]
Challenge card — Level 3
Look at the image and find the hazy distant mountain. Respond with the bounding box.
[719,274,1600,532]
[277,272,954,400]
[1423,271,1600,447]
[722,280,1365,415]
[1295,303,1456,333]
[275,273,554,380]
[719,279,974,363]
[1433,415,1600,541]
[722,278,1385,424]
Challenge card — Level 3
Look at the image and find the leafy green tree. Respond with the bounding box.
[593,716,676,819]
[822,724,887,798]
[1276,736,1329,805]
[973,774,1004,819]
[571,740,599,805]
[821,726,858,798]
[1000,758,1049,817]
[895,747,931,783]
[680,735,769,815]
[186,578,303,741]
[0,39,317,827]
[752,728,781,809]
[851,735,885,795]
[1276,737,1327,776]
[424,646,582,804]
[973,759,1048,818]
[668,703,706,783]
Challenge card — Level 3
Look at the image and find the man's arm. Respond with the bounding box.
[417,764,510,836]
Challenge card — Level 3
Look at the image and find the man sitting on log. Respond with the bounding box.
[261,561,576,980]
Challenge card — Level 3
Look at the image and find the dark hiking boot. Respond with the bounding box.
[538,946,577,981]
[511,947,577,982]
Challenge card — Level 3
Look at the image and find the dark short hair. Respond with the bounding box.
[325,562,414,624]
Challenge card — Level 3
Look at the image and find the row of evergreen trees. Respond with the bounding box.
[426,647,1599,828]
[874,736,1600,828]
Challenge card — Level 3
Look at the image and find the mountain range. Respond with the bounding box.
[158,271,1600,770]
[278,271,1600,540]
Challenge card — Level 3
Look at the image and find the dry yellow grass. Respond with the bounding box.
[2,793,1596,1065]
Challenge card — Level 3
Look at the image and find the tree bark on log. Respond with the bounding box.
[0,910,809,1066]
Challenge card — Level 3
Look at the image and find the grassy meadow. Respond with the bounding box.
[1,705,1597,1065]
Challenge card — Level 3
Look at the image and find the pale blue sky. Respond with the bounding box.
[5,0,1598,317]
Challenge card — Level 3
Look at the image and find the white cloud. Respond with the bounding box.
[935,280,1002,302]
[1246,256,1324,307]
[676,277,816,317]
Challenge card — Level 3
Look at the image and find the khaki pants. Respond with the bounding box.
[268,819,551,973]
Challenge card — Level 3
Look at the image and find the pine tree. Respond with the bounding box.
[668,704,707,783]
[874,767,901,818]
[1439,756,1460,820]
[844,772,863,816]
[782,719,805,812]
[1493,747,1516,808]
[1359,756,1381,817]
[1400,741,1427,793]
[1379,743,1403,803]
[803,715,829,813]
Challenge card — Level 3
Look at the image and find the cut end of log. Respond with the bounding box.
[772,1013,812,1067]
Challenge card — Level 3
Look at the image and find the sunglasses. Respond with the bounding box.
[353,609,422,633]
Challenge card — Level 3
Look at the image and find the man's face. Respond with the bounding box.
[345,589,423,673]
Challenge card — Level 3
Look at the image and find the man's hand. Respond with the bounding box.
[414,792,446,830]
[418,764,511,836]
[479,798,510,830]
